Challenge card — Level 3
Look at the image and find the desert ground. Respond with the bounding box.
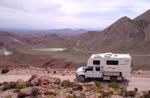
[0,67,150,91]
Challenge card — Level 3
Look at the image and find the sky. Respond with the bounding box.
[0,0,150,30]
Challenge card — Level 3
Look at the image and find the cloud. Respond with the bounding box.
[0,0,149,29]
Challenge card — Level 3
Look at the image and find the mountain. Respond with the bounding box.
[0,29,87,37]
[74,10,150,53]
[29,33,66,47]
[134,10,150,40]
[74,31,103,50]
[0,31,70,48]
[43,29,88,37]
[98,16,145,51]
[0,32,31,48]
[134,10,150,24]
[131,10,150,52]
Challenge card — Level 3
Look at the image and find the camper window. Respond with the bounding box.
[106,60,118,65]
[85,66,93,71]
[93,60,100,65]
[96,67,100,71]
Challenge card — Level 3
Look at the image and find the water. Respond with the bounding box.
[36,48,67,52]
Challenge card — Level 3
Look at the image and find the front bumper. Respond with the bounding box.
[75,73,78,78]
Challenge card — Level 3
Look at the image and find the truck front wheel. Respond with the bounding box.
[78,75,86,82]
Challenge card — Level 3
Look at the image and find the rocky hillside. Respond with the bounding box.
[133,10,150,52]
[0,32,35,46]
[75,10,150,54]
[28,33,66,47]
[0,31,70,48]
[42,58,85,69]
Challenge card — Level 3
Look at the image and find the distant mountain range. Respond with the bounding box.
[0,29,88,37]
[0,10,150,69]
[0,10,150,54]
[0,10,150,53]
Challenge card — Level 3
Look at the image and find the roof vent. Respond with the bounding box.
[104,52,112,58]
[114,54,117,57]
[94,54,101,58]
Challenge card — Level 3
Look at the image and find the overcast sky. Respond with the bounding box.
[0,0,150,30]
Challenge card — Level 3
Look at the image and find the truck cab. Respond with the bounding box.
[76,53,132,82]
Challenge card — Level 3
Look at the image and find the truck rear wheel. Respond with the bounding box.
[110,76,117,82]
[78,75,86,82]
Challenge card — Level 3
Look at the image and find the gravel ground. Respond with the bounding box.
[0,68,150,91]
[0,74,150,91]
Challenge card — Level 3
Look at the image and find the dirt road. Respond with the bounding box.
[0,74,150,91]
[127,77,150,91]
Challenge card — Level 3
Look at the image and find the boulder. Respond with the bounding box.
[0,82,10,90]
[39,76,61,85]
[29,74,39,82]
[28,74,61,86]
[18,87,32,97]
[30,78,39,86]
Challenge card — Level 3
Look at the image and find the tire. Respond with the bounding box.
[78,75,86,82]
[110,76,117,82]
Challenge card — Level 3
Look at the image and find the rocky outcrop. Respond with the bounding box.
[28,74,61,86]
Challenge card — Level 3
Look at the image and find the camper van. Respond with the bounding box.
[76,53,132,82]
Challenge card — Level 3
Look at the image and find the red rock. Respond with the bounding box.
[18,87,32,97]
[28,75,61,86]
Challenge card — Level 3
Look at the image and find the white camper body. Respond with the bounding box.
[76,53,132,82]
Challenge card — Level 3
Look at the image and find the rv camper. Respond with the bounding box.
[76,53,132,82]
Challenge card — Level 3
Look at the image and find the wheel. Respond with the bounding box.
[110,76,117,82]
[78,75,86,82]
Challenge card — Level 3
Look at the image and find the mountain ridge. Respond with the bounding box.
[74,10,150,53]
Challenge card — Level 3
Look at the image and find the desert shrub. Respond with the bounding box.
[141,91,150,98]
[84,83,96,92]
[80,92,86,98]
[46,95,56,98]
[118,88,126,96]
[108,90,114,95]
[134,87,138,92]
[93,80,103,89]
[10,82,32,90]
[51,84,61,90]
[98,95,102,98]
[31,87,39,97]
[66,94,75,98]
[124,90,136,97]
[9,82,18,89]
[72,84,83,91]
[84,86,92,92]
[101,91,110,98]
[15,83,27,90]
[93,87,104,93]
[26,82,33,87]
[44,90,57,96]
[109,82,120,90]
[1,68,9,74]
[5,96,11,98]
[61,80,73,88]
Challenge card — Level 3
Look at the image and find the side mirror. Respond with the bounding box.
[84,68,87,72]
